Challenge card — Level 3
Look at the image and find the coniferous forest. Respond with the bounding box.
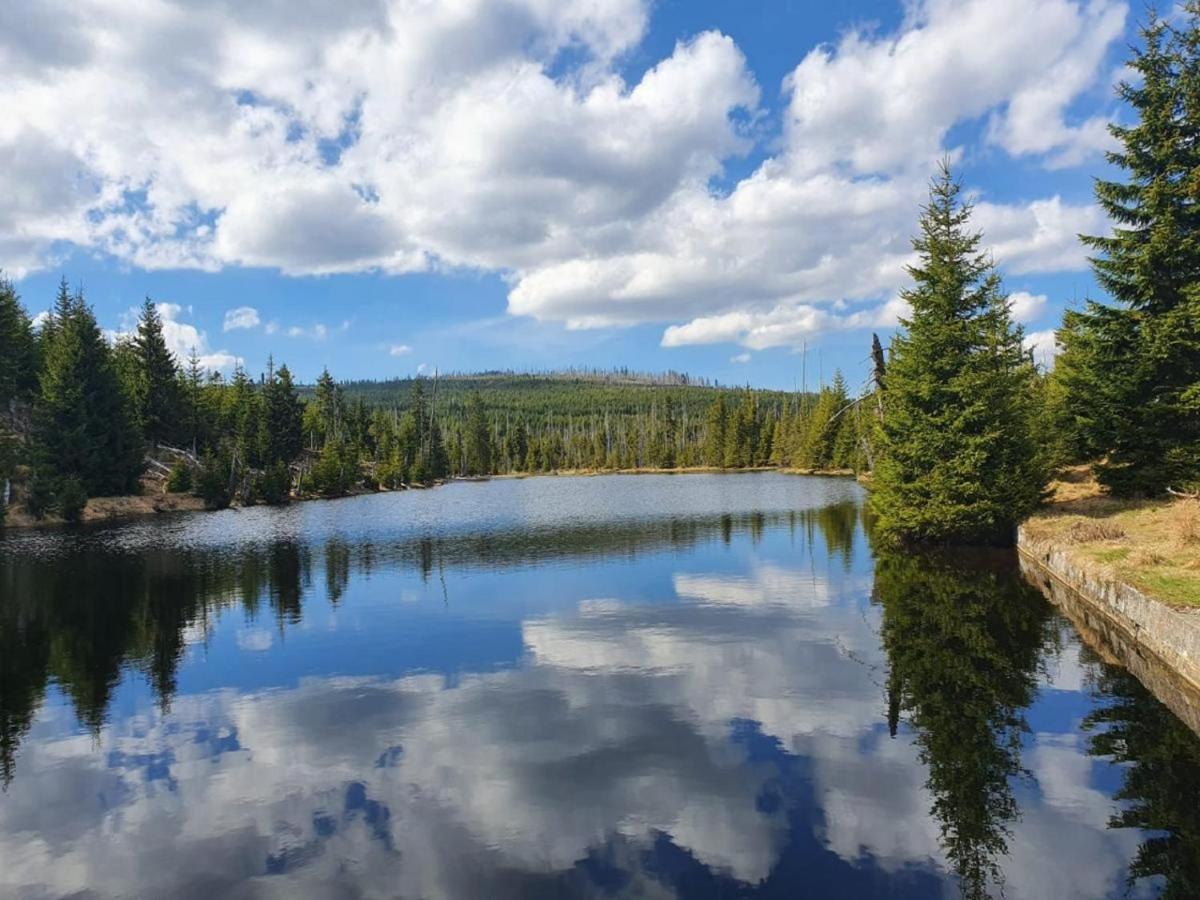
[1,7,1199,541]
[0,277,872,525]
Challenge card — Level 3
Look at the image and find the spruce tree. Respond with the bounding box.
[262,362,303,465]
[36,284,142,497]
[872,164,1044,545]
[1065,9,1200,493]
[311,368,344,447]
[182,348,205,453]
[0,274,38,416]
[131,299,182,446]
[703,394,728,467]
[464,391,492,475]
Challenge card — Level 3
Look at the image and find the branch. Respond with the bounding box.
[144,457,172,475]
[1167,486,1200,500]
[155,443,201,467]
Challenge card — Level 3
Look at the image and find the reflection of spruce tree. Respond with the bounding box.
[798,501,859,569]
[324,539,351,605]
[268,543,306,626]
[1084,666,1200,898]
[132,552,195,706]
[44,555,150,733]
[0,564,50,788]
[877,550,1053,899]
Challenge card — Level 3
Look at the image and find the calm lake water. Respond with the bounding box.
[1,472,1198,899]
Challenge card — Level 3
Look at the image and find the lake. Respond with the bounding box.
[1,472,1197,899]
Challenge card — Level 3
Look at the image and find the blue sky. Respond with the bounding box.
[2,0,1132,388]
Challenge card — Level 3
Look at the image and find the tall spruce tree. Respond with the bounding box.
[872,164,1044,545]
[182,348,205,453]
[131,298,182,446]
[0,275,38,417]
[1064,10,1200,494]
[262,361,303,465]
[36,283,142,497]
[703,394,728,467]
[464,391,492,475]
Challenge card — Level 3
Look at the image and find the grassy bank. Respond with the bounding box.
[1022,466,1200,607]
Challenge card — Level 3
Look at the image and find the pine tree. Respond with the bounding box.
[36,284,142,497]
[131,298,182,446]
[872,164,1044,545]
[1064,10,1200,493]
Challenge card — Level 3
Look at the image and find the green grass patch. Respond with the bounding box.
[1090,547,1131,563]
[1124,570,1200,609]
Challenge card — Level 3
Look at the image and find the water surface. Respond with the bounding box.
[1,473,1197,899]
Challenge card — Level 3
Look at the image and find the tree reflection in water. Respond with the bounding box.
[1083,659,1200,899]
[1,509,843,787]
[876,549,1056,899]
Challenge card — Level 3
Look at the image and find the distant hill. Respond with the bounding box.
[319,369,796,426]
[299,368,806,473]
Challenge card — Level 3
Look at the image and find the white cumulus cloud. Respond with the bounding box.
[1009,291,1049,324]
[222,305,260,331]
[1024,328,1061,369]
[0,0,1124,348]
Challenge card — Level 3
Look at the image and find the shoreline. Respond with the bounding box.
[0,466,858,530]
[1019,527,1200,723]
[1018,539,1200,735]
[1016,467,1200,723]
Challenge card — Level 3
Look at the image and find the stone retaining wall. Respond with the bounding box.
[1018,527,1200,731]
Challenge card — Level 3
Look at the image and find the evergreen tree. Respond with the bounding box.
[0,276,37,521]
[226,365,262,470]
[36,284,142,497]
[309,368,344,448]
[703,394,728,467]
[464,391,492,475]
[1046,308,1129,464]
[181,348,205,453]
[508,419,529,472]
[131,298,182,446]
[872,164,1044,545]
[794,375,847,469]
[0,274,38,416]
[262,361,303,466]
[723,393,758,468]
[1068,9,1200,494]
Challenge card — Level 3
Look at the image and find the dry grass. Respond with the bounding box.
[1168,499,1200,549]
[1064,519,1126,543]
[1026,466,1200,608]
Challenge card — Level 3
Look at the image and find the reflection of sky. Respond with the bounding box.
[0,476,1161,899]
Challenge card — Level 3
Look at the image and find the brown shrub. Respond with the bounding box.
[1128,547,1166,567]
[1066,519,1126,543]
[1171,500,1200,549]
